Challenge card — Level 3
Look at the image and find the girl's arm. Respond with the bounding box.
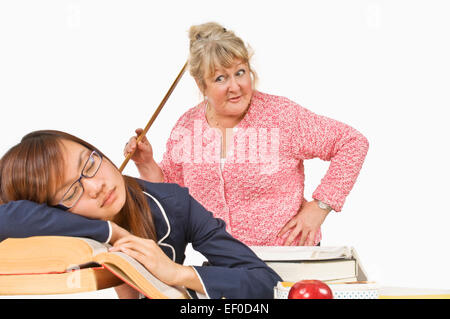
[110,184,279,298]
[0,200,114,243]
[184,192,282,299]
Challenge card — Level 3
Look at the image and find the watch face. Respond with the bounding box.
[318,201,330,210]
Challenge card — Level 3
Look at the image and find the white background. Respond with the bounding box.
[1,0,449,298]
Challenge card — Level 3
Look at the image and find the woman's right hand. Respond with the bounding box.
[123,128,154,165]
[123,128,165,182]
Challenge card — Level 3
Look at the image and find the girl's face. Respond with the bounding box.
[50,139,126,221]
[201,59,253,120]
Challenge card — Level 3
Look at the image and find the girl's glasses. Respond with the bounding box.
[55,150,103,211]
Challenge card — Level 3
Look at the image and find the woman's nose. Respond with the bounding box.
[82,177,105,198]
[228,76,240,92]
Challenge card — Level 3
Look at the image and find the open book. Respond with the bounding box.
[249,246,368,283]
[0,236,189,299]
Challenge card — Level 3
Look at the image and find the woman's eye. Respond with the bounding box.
[84,156,96,174]
[86,161,95,173]
[236,69,245,76]
[215,75,225,82]
[65,185,80,201]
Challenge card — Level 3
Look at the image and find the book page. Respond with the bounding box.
[267,259,357,282]
[63,238,110,271]
[249,246,353,261]
[76,238,109,256]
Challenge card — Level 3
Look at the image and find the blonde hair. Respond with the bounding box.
[188,22,257,91]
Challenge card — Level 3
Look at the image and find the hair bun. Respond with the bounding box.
[189,22,227,44]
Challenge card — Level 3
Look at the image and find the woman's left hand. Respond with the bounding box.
[277,200,331,246]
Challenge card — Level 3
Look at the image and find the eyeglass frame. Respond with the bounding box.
[54,150,103,211]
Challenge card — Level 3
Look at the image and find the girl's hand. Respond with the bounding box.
[109,235,204,293]
[109,222,131,245]
[277,200,331,246]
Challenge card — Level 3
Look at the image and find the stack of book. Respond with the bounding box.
[249,245,378,299]
[250,246,368,283]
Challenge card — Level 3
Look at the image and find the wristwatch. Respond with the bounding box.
[317,200,333,212]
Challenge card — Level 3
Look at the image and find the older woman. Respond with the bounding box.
[124,22,369,247]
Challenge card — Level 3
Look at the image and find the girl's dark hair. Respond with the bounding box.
[0,130,156,240]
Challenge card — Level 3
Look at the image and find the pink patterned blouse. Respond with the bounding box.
[160,91,369,246]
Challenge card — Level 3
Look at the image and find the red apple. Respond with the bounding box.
[288,280,333,299]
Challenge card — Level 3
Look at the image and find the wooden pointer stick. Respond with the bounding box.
[119,61,188,172]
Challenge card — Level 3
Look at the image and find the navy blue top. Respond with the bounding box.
[0,179,281,298]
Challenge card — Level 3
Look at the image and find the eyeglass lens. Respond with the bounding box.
[60,151,102,208]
